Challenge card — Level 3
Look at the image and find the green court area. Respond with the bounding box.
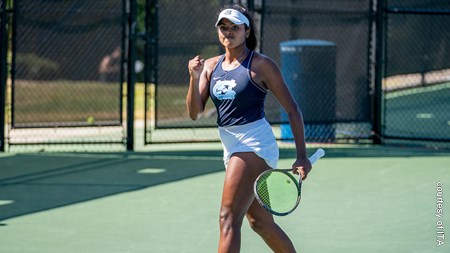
[0,144,449,253]
[384,82,450,139]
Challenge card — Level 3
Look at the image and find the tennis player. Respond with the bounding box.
[186,4,312,253]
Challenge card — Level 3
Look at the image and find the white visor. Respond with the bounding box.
[215,9,250,27]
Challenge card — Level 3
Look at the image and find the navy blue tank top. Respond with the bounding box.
[210,51,267,127]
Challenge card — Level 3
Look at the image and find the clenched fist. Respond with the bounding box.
[188,55,205,79]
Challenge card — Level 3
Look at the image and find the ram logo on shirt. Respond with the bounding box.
[213,80,237,100]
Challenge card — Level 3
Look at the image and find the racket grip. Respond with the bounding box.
[309,148,325,164]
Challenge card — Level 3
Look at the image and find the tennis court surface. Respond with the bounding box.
[0,144,449,253]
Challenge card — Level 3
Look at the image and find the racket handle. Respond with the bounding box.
[309,148,325,164]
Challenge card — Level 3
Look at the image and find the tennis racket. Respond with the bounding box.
[254,148,325,216]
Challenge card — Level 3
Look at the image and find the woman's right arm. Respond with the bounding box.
[186,55,210,120]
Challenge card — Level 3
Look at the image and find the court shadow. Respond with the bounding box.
[0,151,224,221]
[0,145,448,221]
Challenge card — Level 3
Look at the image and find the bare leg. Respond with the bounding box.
[246,200,297,253]
[217,152,296,253]
[218,152,258,253]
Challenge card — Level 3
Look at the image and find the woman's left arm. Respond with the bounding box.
[253,54,312,180]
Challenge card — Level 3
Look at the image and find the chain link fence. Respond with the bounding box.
[1,0,449,151]
[382,0,450,145]
[146,0,374,143]
[3,0,128,151]
[144,0,228,143]
[262,0,373,142]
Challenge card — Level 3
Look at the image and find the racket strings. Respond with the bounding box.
[256,171,299,214]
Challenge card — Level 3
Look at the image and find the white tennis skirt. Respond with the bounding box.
[218,118,279,169]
